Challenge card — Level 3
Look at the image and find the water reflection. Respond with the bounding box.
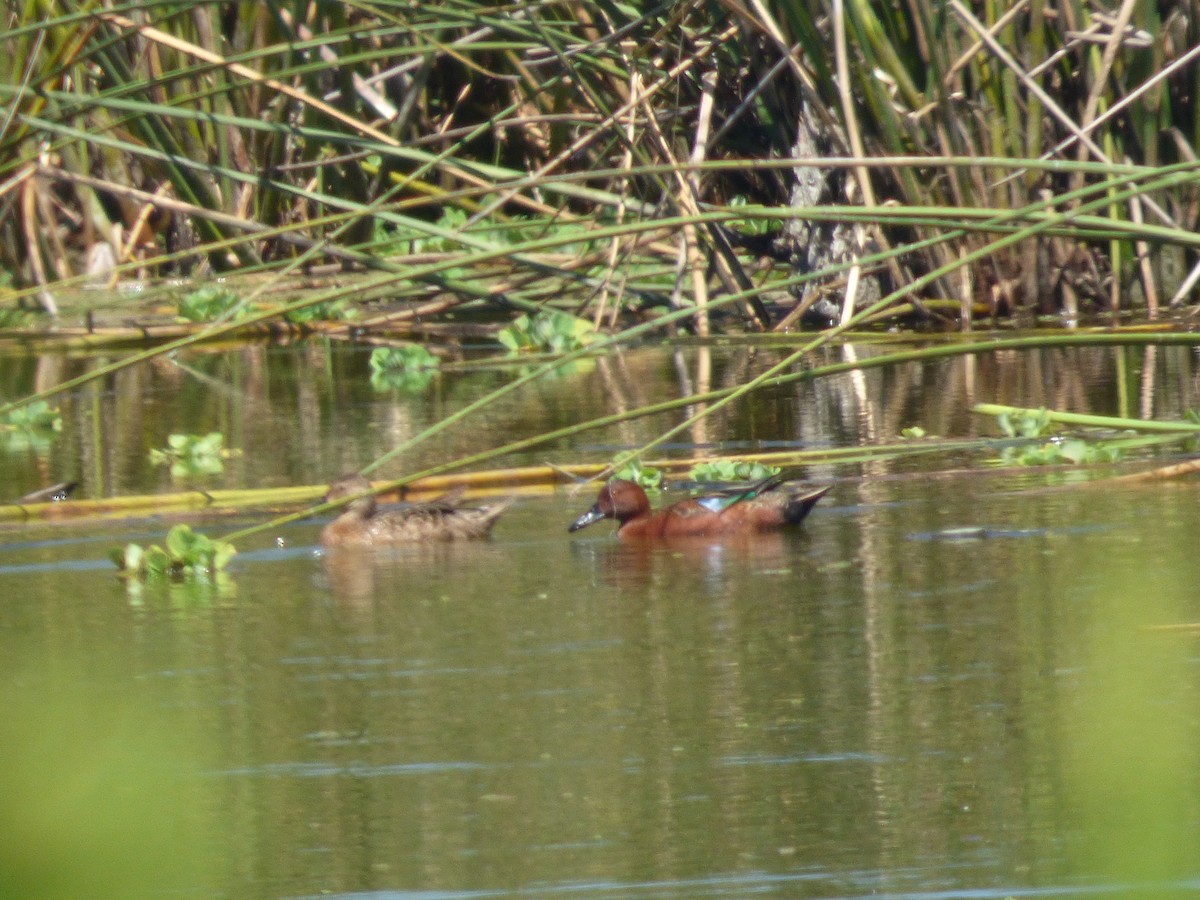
[4,480,1200,897]
[2,340,1200,502]
[320,541,512,608]
[569,531,819,592]
[3,341,1200,897]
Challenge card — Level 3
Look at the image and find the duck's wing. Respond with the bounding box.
[422,485,467,512]
[694,474,787,513]
[371,486,468,517]
[696,494,735,513]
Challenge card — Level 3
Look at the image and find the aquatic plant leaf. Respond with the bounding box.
[193,458,225,476]
[151,433,226,476]
[1056,439,1091,464]
[2,400,61,431]
[612,461,662,491]
[370,368,436,393]
[165,524,202,560]
[211,542,237,572]
[143,546,172,577]
[112,524,235,583]
[369,344,440,373]
[193,433,224,456]
[112,543,142,573]
[1,400,63,452]
[997,435,1125,467]
[177,286,243,323]
[497,314,534,352]
[1,430,55,453]
[284,300,350,323]
[496,326,523,351]
[998,409,1052,439]
[498,310,594,355]
[368,345,440,392]
[689,460,780,483]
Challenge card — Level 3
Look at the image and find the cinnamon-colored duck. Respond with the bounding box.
[321,474,509,547]
[568,476,830,541]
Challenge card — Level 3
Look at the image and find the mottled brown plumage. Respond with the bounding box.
[320,475,509,547]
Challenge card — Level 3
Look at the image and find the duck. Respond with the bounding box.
[320,474,510,547]
[568,475,830,541]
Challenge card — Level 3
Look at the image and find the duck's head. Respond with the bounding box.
[324,474,378,518]
[568,479,650,532]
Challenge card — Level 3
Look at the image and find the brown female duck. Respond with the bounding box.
[320,474,509,547]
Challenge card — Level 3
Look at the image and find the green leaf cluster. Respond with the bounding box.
[612,460,662,491]
[999,438,1123,467]
[371,206,471,257]
[177,287,245,323]
[283,300,351,324]
[498,310,595,355]
[368,344,440,392]
[727,196,778,237]
[1,400,62,452]
[111,524,236,582]
[997,409,1053,439]
[2,399,62,431]
[0,305,37,328]
[688,460,780,483]
[993,407,1124,465]
[149,432,226,477]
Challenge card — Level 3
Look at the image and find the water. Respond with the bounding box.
[2,340,1200,898]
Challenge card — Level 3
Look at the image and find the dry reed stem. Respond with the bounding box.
[461,21,737,232]
[97,12,558,220]
[952,0,1176,231]
[20,175,56,314]
[1103,457,1200,483]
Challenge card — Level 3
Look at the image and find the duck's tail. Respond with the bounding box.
[781,484,832,525]
[455,497,514,538]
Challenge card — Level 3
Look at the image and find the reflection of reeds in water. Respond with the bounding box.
[9,340,1200,517]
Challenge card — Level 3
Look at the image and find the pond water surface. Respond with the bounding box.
[2,339,1199,898]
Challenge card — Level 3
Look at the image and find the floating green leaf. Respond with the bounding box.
[177,286,245,323]
[997,408,1053,439]
[283,300,351,323]
[1,399,61,431]
[1,400,63,452]
[997,438,1124,467]
[612,460,662,491]
[149,432,228,477]
[368,344,440,392]
[688,460,781,483]
[497,310,595,355]
[110,524,236,583]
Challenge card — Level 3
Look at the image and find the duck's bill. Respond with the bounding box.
[568,504,605,533]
